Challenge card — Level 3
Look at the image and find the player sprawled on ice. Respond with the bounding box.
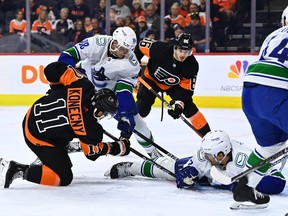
[58,26,162,158]
[221,6,288,210]
[105,130,285,203]
[0,61,131,188]
[135,33,211,138]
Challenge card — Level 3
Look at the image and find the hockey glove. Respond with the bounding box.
[176,165,199,189]
[117,116,136,139]
[108,138,131,156]
[115,89,138,139]
[168,100,184,119]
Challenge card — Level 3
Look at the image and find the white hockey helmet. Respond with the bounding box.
[281,6,288,26]
[201,130,232,159]
[112,26,137,51]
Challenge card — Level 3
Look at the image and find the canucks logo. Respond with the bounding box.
[228,60,249,78]
[91,66,109,88]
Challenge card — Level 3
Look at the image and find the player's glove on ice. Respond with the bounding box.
[168,100,184,119]
[117,116,136,139]
[176,165,199,189]
[108,138,130,156]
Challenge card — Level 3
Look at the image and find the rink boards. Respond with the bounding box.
[0,54,258,108]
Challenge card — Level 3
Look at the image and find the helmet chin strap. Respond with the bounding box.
[109,40,119,58]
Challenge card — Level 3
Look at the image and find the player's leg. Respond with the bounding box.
[26,143,73,187]
[243,85,288,189]
[1,141,74,188]
[136,77,158,118]
[133,114,162,158]
[232,85,288,208]
[135,77,162,158]
[168,86,211,137]
[105,157,176,181]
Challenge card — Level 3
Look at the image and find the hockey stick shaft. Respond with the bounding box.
[138,77,203,138]
[103,130,176,178]
[133,128,178,160]
[211,147,288,185]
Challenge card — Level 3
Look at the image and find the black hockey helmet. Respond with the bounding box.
[175,33,194,50]
[91,88,119,120]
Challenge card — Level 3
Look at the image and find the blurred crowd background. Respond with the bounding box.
[0,0,286,53]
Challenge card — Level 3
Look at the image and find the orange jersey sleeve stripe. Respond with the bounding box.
[189,111,208,130]
[40,165,61,186]
[59,68,80,86]
[24,107,55,147]
[179,77,192,90]
[80,141,108,156]
[139,45,151,58]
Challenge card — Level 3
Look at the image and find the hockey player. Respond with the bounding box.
[104,130,285,197]
[0,61,130,188]
[58,26,162,158]
[135,33,211,138]
[229,6,288,209]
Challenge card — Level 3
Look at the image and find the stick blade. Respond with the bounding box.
[210,166,233,185]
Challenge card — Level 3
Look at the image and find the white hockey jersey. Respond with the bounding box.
[72,35,140,91]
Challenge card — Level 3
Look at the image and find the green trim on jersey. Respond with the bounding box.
[142,161,154,178]
[247,151,270,174]
[64,47,80,62]
[137,134,154,148]
[115,81,134,93]
[247,63,288,79]
[271,171,285,180]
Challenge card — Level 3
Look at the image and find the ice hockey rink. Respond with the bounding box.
[0,106,287,216]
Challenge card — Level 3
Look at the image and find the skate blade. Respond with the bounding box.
[0,158,10,187]
[230,201,268,210]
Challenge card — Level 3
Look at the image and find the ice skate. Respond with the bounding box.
[231,176,270,210]
[148,148,163,159]
[0,158,28,188]
[104,162,133,179]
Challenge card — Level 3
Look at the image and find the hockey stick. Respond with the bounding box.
[210,147,288,185]
[133,128,179,160]
[103,129,176,178]
[138,77,203,138]
[113,117,178,160]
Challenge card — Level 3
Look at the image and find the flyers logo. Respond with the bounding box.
[155,67,180,85]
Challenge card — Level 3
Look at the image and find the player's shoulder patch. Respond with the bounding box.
[95,36,108,46]
[128,54,139,67]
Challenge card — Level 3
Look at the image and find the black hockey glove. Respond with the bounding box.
[108,138,131,156]
[168,100,184,119]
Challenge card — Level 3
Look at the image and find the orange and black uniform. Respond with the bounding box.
[23,63,110,186]
[135,39,211,137]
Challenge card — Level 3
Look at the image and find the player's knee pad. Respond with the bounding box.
[154,157,175,181]
[59,169,73,186]
[256,170,286,194]
[136,100,152,117]
[134,114,150,135]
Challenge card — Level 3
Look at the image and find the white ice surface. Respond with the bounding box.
[0,106,287,216]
